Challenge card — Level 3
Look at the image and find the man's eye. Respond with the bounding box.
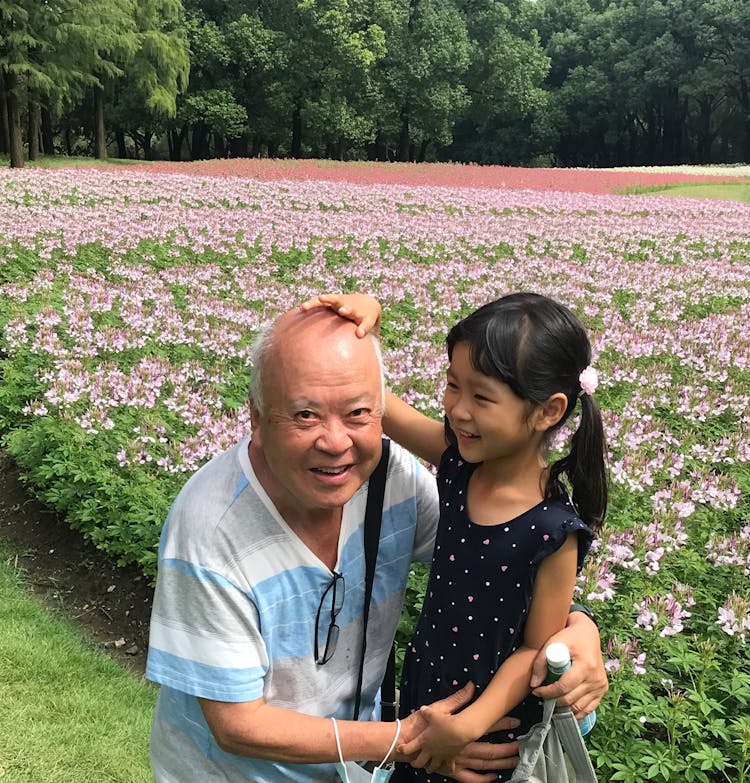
[350,408,368,418]
[295,410,315,420]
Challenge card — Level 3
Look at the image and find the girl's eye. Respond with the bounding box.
[445,381,458,390]
[474,394,490,402]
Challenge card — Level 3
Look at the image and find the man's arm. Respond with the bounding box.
[199,687,520,783]
[530,610,608,717]
[198,697,407,763]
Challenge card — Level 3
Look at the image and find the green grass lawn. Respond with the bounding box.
[0,546,156,783]
[622,180,750,201]
[0,155,151,168]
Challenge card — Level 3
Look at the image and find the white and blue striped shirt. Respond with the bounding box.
[147,436,438,782]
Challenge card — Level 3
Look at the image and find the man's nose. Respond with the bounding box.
[316,418,353,452]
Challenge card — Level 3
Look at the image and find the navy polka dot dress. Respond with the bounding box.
[395,446,594,782]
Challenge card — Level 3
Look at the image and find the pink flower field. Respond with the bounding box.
[0,163,748,777]
[123,157,747,193]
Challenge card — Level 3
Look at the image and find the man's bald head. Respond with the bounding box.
[249,307,385,416]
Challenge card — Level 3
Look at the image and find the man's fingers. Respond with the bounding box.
[451,739,520,782]
[455,738,519,777]
[487,716,521,733]
[529,644,549,688]
[454,771,506,783]
[460,739,519,765]
[534,675,606,711]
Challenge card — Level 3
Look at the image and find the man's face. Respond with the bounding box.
[250,313,384,517]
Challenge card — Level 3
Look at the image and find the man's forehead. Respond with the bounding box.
[275,307,358,342]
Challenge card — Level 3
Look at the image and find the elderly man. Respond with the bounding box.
[146,306,606,783]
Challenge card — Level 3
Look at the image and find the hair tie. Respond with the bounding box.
[578,366,598,397]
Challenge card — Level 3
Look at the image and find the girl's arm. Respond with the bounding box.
[400,534,580,773]
[300,293,447,464]
[383,391,446,467]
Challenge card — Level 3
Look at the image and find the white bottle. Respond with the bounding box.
[545,642,597,735]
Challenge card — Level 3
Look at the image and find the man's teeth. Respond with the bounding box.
[315,467,347,475]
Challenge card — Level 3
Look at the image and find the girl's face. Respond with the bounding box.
[443,342,536,465]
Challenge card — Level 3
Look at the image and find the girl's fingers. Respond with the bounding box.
[397,738,422,759]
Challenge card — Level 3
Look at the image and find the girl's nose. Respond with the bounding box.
[447,394,471,421]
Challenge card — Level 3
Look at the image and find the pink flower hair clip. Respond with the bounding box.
[578,366,599,397]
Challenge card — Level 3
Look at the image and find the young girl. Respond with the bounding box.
[304,292,608,782]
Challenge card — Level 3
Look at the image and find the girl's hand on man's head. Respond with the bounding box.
[299,293,381,337]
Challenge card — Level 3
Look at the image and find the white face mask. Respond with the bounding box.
[332,717,401,783]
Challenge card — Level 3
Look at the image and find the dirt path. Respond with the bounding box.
[0,451,153,677]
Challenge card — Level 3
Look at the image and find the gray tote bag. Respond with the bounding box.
[509,698,598,783]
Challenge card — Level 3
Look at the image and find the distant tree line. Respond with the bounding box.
[1,0,748,168]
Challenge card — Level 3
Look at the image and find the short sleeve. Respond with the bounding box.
[146,497,269,703]
[532,510,594,574]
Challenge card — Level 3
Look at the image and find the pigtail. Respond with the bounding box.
[548,393,608,534]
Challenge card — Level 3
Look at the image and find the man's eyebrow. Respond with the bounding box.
[287,395,375,410]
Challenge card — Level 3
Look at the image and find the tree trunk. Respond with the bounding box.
[93,86,107,159]
[291,105,302,158]
[191,123,210,160]
[142,129,153,160]
[375,130,387,161]
[4,70,24,168]
[230,134,249,158]
[741,78,750,163]
[398,111,410,162]
[214,133,226,158]
[169,127,187,161]
[0,78,9,155]
[41,104,54,155]
[27,96,40,160]
[417,138,429,163]
[115,130,127,158]
[65,127,73,156]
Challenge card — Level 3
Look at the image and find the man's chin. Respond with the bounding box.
[305,470,367,507]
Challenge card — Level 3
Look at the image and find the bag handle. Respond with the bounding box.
[551,703,598,782]
[353,438,391,720]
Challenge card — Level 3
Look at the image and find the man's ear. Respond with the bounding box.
[533,392,568,432]
[249,401,262,440]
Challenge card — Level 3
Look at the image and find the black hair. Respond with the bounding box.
[445,292,607,533]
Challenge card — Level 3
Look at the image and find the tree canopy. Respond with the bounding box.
[1,0,748,166]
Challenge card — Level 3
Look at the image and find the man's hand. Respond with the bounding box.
[530,611,608,718]
[299,293,381,338]
[447,735,519,783]
[398,683,521,783]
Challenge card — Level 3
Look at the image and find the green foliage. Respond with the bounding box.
[180,89,248,137]
[532,0,750,166]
